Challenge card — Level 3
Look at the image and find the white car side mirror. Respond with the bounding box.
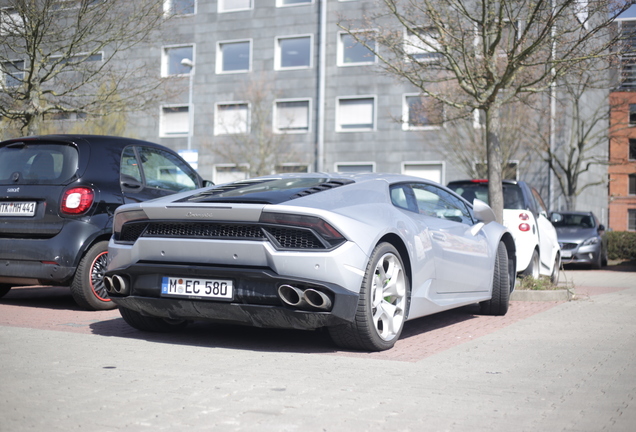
[473,199,496,224]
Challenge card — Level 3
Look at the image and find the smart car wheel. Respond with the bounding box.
[0,284,11,298]
[328,243,409,351]
[480,242,511,316]
[523,249,540,279]
[70,241,117,311]
[119,307,188,332]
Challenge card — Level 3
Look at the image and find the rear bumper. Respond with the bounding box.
[0,220,105,285]
[106,262,360,330]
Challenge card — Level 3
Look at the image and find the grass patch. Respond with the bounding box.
[515,276,560,291]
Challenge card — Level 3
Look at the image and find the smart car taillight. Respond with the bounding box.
[61,187,94,215]
[519,212,530,221]
[519,223,531,232]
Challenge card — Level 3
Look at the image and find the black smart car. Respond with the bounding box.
[0,135,209,310]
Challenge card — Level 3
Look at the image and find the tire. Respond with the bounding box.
[119,307,188,332]
[523,249,540,279]
[0,284,11,298]
[591,250,602,270]
[550,254,561,285]
[328,243,409,351]
[480,242,511,316]
[70,241,117,311]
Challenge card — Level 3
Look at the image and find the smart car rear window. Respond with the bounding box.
[448,182,525,210]
[0,142,78,185]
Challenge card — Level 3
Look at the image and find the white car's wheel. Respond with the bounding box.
[550,254,561,284]
[329,243,409,351]
[523,249,540,279]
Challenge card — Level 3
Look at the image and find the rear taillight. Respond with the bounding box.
[259,211,346,248]
[519,223,531,232]
[61,187,94,215]
[519,212,530,221]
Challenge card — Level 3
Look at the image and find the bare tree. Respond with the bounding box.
[0,0,167,136]
[434,100,538,180]
[340,0,632,222]
[208,78,303,178]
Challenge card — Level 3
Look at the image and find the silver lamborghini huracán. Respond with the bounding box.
[105,173,516,351]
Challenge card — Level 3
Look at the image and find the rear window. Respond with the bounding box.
[0,142,78,185]
[550,213,596,228]
[447,182,525,210]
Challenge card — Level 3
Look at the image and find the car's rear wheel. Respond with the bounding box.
[0,284,11,298]
[119,307,188,332]
[480,242,511,315]
[550,254,561,284]
[328,243,409,351]
[70,241,117,311]
[523,249,540,279]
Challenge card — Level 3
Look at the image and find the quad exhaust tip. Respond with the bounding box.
[278,284,332,311]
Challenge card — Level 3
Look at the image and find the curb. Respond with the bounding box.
[511,289,571,302]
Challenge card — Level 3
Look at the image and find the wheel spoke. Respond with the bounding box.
[371,252,407,341]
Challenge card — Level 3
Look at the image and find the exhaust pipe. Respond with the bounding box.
[304,288,332,311]
[278,284,309,308]
[103,276,114,293]
[111,274,130,295]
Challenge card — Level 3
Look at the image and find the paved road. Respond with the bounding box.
[1,265,635,431]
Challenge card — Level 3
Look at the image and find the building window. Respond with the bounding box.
[629,209,636,231]
[2,60,24,87]
[338,32,376,66]
[336,97,375,132]
[164,0,196,15]
[402,162,444,184]
[217,40,251,73]
[276,164,309,173]
[160,106,189,136]
[404,28,442,62]
[214,164,249,184]
[277,0,312,7]
[0,8,23,35]
[218,0,252,13]
[403,94,444,130]
[274,100,310,133]
[335,163,375,172]
[630,174,636,195]
[276,35,312,70]
[630,139,636,160]
[162,45,194,77]
[215,103,249,135]
[629,104,636,126]
[621,21,636,89]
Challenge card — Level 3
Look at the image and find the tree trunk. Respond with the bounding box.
[485,106,504,224]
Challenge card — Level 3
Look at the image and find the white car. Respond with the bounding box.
[448,180,560,283]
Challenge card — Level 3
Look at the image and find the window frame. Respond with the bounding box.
[214,102,250,135]
[403,27,442,63]
[273,98,312,134]
[164,0,197,16]
[161,44,195,77]
[336,96,376,132]
[276,0,313,8]
[630,139,636,161]
[334,162,376,172]
[159,104,190,137]
[1,59,25,88]
[402,93,444,130]
[216,39,252,74]
[218,0,252,13]
[401,161,445,184]
[337,31,377,67]
[275,34,313,70]
[629,209,636,231]
[629,173,636,195]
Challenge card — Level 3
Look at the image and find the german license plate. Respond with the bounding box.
[0,201,36,217]
[561,251,571,259]
[161,277,233,300]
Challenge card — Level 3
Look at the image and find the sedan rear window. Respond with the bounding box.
[0,143,78,185]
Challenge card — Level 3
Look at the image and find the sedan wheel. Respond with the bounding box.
[329,243,409,351]
[480,242,511,316]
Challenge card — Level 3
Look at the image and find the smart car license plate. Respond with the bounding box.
[0,201,36,217]
[161,277,233,300]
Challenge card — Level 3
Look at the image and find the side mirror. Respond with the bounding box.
[473,198,496,224]
[598,224,605,232]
